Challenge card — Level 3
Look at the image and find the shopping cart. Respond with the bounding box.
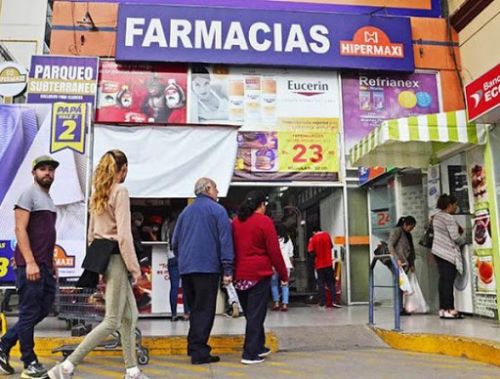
[53,286,149,365]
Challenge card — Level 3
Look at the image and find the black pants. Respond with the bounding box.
[435,255,457,310]
[0,265,56,366]
[317,267,336,306]
[182,273,220,360]
[237,277,271,360]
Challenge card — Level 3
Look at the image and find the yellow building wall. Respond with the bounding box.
[447,0,466,16]
[456,0,500,83]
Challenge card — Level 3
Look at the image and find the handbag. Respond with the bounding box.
[419,222,434,249]
[81,239,119,274]
[77,239,119,288]
[76,269,99,289]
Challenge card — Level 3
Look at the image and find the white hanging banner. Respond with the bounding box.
[93,125,238,198]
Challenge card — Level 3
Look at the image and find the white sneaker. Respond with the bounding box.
[124,371,150,379]
[48,364,73,379]
[241,358,265,365]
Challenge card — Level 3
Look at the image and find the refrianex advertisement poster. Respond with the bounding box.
[95,60,188,124]
[342,72,440,152]
[188,66,341,181]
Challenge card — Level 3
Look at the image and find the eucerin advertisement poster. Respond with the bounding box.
[342,72,440,151]
[188,66,341,181]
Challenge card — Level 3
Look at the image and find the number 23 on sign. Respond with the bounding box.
[278,132,339,172]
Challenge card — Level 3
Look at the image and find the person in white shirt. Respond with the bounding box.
[271,223,294,312]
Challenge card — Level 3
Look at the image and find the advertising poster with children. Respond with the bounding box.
[95,60,188,124]
[342,72,440,152]
[188,65,341,181]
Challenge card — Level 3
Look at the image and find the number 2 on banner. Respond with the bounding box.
[293,144,323,163]
[58,120,77,141]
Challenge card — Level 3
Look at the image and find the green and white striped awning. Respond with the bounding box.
[349,110,487,168]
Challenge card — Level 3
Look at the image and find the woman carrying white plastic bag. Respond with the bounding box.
[404,272,429,313]
[388,216,417,316]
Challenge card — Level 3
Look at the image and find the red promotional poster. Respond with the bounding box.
[95,60,188,124]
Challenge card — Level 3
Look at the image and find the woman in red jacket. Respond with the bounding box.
[232,191,288,365]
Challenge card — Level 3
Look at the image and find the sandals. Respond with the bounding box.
[440,310,464,319]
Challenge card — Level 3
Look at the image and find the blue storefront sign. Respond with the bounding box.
[116,4,414,72]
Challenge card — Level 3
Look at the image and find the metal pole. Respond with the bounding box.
[368,260,374,326]
[392,257,401,331]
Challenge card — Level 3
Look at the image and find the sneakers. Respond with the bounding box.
[0,346,14,375]
[241,357,265,365]
[21,361,48,379]
[47,363,73,379]
[258,348,271,358]
[124,371,150,379]
[231,302,240,318]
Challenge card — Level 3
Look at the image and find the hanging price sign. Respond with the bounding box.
[278,131,339,172]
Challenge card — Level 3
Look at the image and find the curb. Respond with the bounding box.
[9,332,279,359]
[373,327,500,367]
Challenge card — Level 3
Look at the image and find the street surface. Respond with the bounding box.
[7,348,500,378]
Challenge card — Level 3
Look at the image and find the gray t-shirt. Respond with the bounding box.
[14,184,57,268]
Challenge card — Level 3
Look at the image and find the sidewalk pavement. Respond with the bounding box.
[5,304,500,366]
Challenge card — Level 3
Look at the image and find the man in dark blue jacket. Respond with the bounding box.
[172,177,233,365]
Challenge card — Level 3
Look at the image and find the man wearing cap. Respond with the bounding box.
[0,155,59,378]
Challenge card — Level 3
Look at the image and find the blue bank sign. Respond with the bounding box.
[116,5,415,72]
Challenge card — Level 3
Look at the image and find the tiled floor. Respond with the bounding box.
[22,304,500,344]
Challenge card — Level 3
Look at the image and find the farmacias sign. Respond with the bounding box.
[116,4,414,72]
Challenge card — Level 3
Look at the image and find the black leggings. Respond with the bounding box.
[434,255,457,310]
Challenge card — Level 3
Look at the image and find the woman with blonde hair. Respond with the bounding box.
[48,150,148,379]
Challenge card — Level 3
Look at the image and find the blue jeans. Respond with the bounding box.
[270,270,290,304]
[168,258,189,317]
[0,265,56,366]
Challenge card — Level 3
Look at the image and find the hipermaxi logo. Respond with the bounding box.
[288,80,329,97]
[340,26,404,59]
